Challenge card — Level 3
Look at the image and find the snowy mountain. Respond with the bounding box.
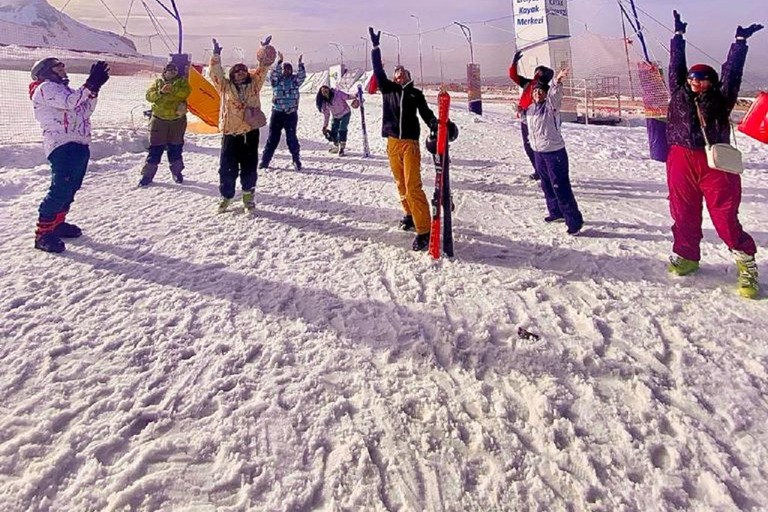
[0,0,138,55]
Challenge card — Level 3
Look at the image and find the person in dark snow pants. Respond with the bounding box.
[316,85,358,156]
[665,10,762,299]
[509,51,554,181]
[29,57,110,253]
[260,51,307,171]
[523,67,584,235]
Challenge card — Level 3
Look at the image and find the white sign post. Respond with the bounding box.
[511,0,573,77]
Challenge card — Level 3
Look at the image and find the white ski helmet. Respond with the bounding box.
[31,57,61,80]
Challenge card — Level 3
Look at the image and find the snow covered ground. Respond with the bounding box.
[1,81,768,511]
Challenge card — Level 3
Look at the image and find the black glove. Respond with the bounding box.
[447,121,458,142]
[212,38,222,55]
[673,10,687,34]
[736,24,764,39]
[369,27,381,47]
[84,61,109,94]
[512,50,523,66]
[428,117,439,132]
[261,35,272,46]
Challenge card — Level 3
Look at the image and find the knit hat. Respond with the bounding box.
[532,80,550,93]
[687,64,718,82]
[163,62,179,72]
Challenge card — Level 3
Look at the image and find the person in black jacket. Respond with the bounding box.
[369,26,438,251]
[665,10,762,299]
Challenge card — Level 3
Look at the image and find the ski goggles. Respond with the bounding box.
[687,71,712,81]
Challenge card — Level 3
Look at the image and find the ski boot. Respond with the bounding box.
[412,232,430,251]
[668,254,699,276]
[399,214,415,231]
[138,175,153,187]
[734,251,759,299]
[217,197,232,214]
[338,142,346,157]
[34,233,65,253]
[243,190,255,213]
[293,159,302,171]
[329,144,339,154]
[544,215,565,223]
[52,222,82,238]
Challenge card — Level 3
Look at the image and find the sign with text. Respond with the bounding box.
[512,0,570,48]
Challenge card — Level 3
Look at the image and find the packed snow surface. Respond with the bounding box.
[1,74,768,511]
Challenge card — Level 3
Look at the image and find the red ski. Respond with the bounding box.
[428,90,451,259]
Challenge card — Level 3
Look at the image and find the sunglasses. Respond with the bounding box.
[687,71,711,81]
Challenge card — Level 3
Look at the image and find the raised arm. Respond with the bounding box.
[209,39,227,92]
[369,27,398,93]
[508,51,531,88]
[549,68,568,109]
[296,56,307,87]
[720,24,762,111]
[669,11,688,89]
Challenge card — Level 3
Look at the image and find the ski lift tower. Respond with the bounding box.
[154,0,189,76]
[512,0,574,112]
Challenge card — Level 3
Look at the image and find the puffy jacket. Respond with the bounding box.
[146,76,191,120]
[320,89,352,129]
[667,35,747,149]
[372,47,436,140]
[509,64,554,121]
[209,55,270,135]
[29,80,97,157]
[269,62,306,113]
[523,82,566,153]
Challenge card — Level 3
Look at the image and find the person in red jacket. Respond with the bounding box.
[665,10,763,299]
[509,50,554,180]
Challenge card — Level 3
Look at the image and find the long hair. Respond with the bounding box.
[316,86,334,112]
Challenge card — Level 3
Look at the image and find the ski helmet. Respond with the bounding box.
[687,64,718,83]
[31,57,61,80]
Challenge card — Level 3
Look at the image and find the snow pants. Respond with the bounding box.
[219,129,259,199]
[534,148,583,232]
[387,137,430,235]
[330,112,351,144]
[37,142,90,232]
[261,110,300,166]
[666,144,756,261]
[520,121,537,175]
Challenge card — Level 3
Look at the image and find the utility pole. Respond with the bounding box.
[381,31,401,66]
[454,21,482,115]
[329,42,344,67]
[410,14,424,86]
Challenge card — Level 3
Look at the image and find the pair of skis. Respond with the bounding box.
[356,84,371,158]
[428,90,453,259]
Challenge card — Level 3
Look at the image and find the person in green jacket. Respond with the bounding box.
[139,62,191,186]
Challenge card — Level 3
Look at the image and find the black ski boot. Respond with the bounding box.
[399,214,415,231]
[412,232,430,251]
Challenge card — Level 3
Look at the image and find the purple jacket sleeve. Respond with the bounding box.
[719,40,748,112]
[669,34,688,90]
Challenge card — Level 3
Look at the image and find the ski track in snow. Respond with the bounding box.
[1,87,768,511]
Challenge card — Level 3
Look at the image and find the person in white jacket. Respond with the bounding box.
[28,57,109,253]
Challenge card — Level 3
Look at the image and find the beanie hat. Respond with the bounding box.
[687,64,718,82]
[532,80,550,93]
[163,62,179,72]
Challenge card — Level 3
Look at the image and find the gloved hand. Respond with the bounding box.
[673,10,687,34]
[512,50,523,66]
[84,61,109,94]
[212,38,222,55]
[261,35,272,46]
[298,54,303,65]
[736,24,764,39]
[447,120,459,142]
[277,51,284,65]
[429,117,439,132]
[369,27,381,47]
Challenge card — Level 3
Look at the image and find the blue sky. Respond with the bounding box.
[49,0,766,81]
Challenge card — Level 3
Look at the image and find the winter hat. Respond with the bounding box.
[163,62,179,73]
[533,65,554,84]
[31,57,61,80]
[283,62,293,75]
[687,64,718,82]
[532,80,550,93]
